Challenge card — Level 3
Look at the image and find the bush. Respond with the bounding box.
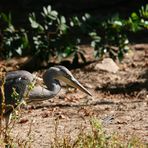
[0,4,147,63]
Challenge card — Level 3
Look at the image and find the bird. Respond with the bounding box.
[0,65,92,128]
[0,70,36,129]
[28,65,92,102]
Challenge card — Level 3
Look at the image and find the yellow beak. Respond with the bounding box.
[57,76,92,96]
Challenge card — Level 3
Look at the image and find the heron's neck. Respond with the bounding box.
[43,78,61,95]
[43,71,61,96]
[28,72,61,101]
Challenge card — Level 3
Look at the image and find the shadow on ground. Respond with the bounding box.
[95,69,148,95]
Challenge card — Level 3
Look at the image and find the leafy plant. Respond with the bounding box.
[89,16,129,61]
[139,4,148,20]
[125,4,148,32]
[51,118,146,148]
[28,6,86,64]
[0,13,29,58]
[0,4,147,63]
[89,4,147,61]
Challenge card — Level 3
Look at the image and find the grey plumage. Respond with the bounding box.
[0,66,92,127]
[0,70,35,129]
[29,66,92,102]
[0,70,34,117]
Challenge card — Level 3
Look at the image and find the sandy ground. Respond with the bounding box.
[1,45,148,147]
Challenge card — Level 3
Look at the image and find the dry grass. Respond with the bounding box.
[0,114,33,148]
[50,118,147,148]
[0,54,148,148]
[0,115,147,148]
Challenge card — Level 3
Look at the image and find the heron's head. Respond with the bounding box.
[48,66,92,96]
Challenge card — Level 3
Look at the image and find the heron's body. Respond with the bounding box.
[0,70,34,117]
[29,67,62,101]
[0,66,91,127]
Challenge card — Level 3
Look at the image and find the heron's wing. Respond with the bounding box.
[28,85,55,103]
[0,71,34,116]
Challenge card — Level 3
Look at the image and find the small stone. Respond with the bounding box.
[18,118,29,124]
[95,58,119,73]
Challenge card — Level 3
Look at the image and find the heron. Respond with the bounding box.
[0,70,36,129]
[0,65,91,128]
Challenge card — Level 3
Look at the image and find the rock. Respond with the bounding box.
[95,58,119,73]
[18,118,29,124]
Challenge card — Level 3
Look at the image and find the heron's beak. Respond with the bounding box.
[58,76,92,96]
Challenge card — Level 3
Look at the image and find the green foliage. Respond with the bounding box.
[0,13,29,58]
[0,4,147,62]
[51,118,146,148]
[89,4,148,61]
[28,6,86,63]
[125,4,148,32]
[0,117,146,147]
[89,16,129,61]
[139,4,148,29]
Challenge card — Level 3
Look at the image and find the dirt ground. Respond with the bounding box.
[1,44,148,147]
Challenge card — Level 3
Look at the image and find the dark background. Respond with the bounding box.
[0,0,147,27]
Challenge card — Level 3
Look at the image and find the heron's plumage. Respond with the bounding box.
[28,66,69,102]
[0,70,34,116]
[0,66,91,127]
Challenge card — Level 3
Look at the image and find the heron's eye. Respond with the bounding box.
[65,74,72,79]
[20,77,28,80]
[16,77,27,83]
[18,77,22,81]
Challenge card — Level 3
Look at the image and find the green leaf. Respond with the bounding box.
[50,11,58,18]
[43,6,48,15]
[29,13,39,28]
[63,47,74,57]
[61,16,66,24]
[16,48,22,55]
[47,5,52,13]
[113,20,122,26]
[29,13,44,31]
[29,18,39,28]
[22,32,29,49]
[58,16,67,33]
[131,12,139,20]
